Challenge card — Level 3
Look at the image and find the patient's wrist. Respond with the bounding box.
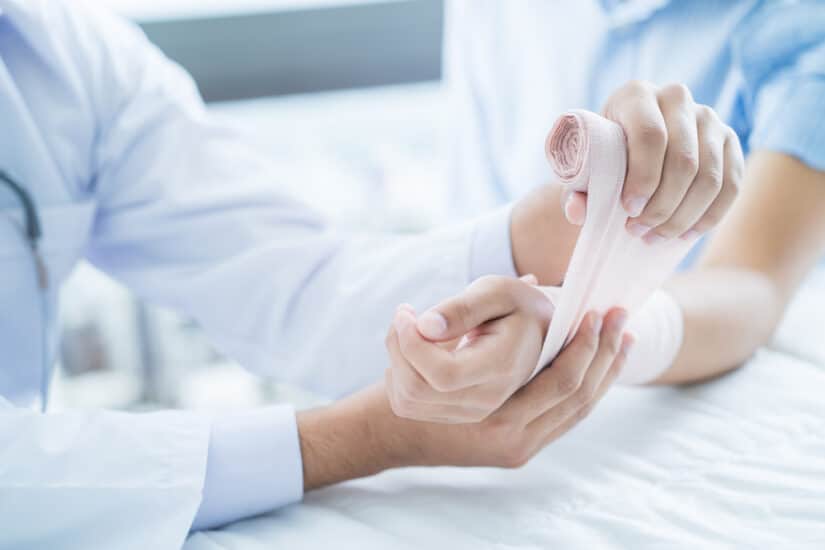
[510,184,581,285]
[617,289,684,385]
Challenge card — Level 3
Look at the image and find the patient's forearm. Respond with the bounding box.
[654,152,825,384]
[654,268,782,384]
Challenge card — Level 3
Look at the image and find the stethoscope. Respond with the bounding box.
[0,169,52,412]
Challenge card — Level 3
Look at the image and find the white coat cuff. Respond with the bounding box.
[192,404,303,531]
[470,203,518,281]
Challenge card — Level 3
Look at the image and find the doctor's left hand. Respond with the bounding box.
[386,274,553,423]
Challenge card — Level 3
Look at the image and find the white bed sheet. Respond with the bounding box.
[185,274,825,549]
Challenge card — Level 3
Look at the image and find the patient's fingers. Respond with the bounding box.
[394,308,467,392]
[384,367,486,423]
[415,275,532,341]
[387,323,496,411]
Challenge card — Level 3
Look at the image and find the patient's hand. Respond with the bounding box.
[384,274,629,424]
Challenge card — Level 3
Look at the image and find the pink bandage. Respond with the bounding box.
[532,111,696,380]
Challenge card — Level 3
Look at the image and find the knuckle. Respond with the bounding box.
[700,167,724,190]
[640,204,672,226]
[577,382,598,406]
[624,79,652,96]
[673,149,700,176]
[637,122,668,150]
[695,104,716,122]
[556,372,582,397]
[661,82,693,103]
[728,178,741,197]
[498,442,532,469]
[575,402,595,422]
[474,274,505,292]
[695,210,723,231]
[484,412,512,434]
[652,220,683,239]
[451,299,474,331]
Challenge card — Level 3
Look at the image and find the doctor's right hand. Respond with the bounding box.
[384,275,631,424]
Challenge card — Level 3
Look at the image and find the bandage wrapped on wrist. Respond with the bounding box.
[618,289,684,385]
[532,111,695,381]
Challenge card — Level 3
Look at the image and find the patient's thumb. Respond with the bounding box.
[416,310,450,340]
[417,280,523,341]
[563,191,587,225]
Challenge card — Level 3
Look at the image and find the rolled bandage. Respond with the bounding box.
[618,289,684,385]
[532,111,697,378]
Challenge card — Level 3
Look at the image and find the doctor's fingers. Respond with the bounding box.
[499,308,627,425]
[603,80,667,218]
[689,129,744,236]
[645,105,735,240]
[528,335,632,450]
[415,275,546,343]
[384,367,486,423]
[627,84,701,238]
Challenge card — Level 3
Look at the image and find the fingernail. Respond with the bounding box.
[564,195,586,225]
[627,222,651,237]
[590,313,603,336]
[398,303,416,313]
[520,273,538,285]
[681,229,701,241]
[625,196,647,217]
[643,232,667,245]
[417,310,447,339]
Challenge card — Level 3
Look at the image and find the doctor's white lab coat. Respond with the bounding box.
[0,1,507,547]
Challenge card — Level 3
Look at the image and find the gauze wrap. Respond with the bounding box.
[533,110,697,382]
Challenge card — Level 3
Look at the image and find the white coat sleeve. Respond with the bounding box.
[0,397,210,550]
[75,2,500,398]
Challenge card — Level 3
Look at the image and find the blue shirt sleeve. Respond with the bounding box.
[735,1,825,172]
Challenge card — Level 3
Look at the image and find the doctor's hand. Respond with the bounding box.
[298,307,633,491]
[384,274,552,423]
[510,83,744,285]
[575,81,743,241]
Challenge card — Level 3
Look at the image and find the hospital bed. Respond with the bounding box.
[180,268,825,549]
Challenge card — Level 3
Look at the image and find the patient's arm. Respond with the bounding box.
[656,152,825,383]
[298,309,632,490]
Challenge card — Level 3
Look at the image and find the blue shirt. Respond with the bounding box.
[444,0,825,221]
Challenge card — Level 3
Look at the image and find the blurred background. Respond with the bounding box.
[52,0,447,412]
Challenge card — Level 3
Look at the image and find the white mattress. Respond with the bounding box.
[184,272,825,549]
